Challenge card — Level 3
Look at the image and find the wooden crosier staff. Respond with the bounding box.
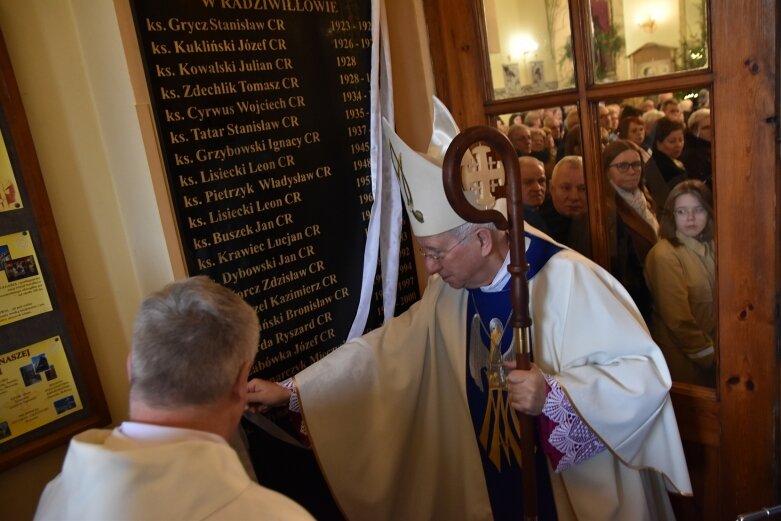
[442,126,537,521]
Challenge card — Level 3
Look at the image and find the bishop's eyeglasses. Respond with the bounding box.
[418,233,473,262]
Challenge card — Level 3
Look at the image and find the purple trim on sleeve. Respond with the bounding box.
[540,374,606,472]
[278,378,300,413]
[277,378,308,441]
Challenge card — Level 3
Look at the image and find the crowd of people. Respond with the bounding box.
[494,91,715,385]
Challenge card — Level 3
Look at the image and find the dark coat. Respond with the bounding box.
[644,150,688,212]
[524,204,551,235]
[608,189,658,322]
[538,199,591,257]
[680,133,712,188]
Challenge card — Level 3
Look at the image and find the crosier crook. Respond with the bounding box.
[442,125,538,521]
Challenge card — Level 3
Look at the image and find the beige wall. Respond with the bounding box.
[0,1,174,519]
[0,1,434,519]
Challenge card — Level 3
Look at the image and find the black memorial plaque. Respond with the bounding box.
[129,0,420,381]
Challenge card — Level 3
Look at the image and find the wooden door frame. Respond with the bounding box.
[711,0,779,516]
[422,0,780,518]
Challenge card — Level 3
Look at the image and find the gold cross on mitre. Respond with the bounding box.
[460,144,506,210]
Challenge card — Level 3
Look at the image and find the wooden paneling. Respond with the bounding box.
[711,0,779,516]
[671,383,720,447]
[421,0,489,127]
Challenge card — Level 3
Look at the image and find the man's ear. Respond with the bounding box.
[232,359,253,401]
[475,228,494,255]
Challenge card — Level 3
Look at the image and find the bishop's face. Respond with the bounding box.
[417,231,487,289]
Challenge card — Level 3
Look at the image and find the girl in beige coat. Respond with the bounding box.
[645,180,715,386]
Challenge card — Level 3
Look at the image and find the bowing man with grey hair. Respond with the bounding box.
[34,276,313,521]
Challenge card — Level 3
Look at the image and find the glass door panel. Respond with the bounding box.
[597,88,715,388]
[483,0,575,99]
[587,0,709,84]
[497,106,593,258]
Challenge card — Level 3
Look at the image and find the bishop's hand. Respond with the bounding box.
[245,378,292,413]
[504,362,547,416]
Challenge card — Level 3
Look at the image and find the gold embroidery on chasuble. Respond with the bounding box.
[469,311,523,471]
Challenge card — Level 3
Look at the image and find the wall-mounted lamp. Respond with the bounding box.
[636,14,657,32]
[636,13,657,33]
[508,34,539,61]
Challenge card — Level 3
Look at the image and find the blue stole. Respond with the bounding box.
[465,233,561,520]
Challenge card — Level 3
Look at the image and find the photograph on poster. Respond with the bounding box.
[54,396,77,415]
[0,245,9,271]
[19,364,42,386]
[32,354,50,373]
[44,366,58,381]
[5,256,38,282]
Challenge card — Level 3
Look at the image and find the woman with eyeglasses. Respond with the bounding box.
[644,180,715,385]
[603,140,659,322]
[644,116,689,211]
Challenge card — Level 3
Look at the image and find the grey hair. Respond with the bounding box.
[642,109,665,126]
[130,276,259,408]
[507,124,530,139]
[551,155,583,185]
[448,220,498,241]
[697,89,710,108]
[687,108,710,133]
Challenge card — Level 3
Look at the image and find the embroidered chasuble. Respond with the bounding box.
[465,233,561,520]
[294,228,692,521]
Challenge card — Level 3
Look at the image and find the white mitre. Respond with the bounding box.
[383,97,467,237]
